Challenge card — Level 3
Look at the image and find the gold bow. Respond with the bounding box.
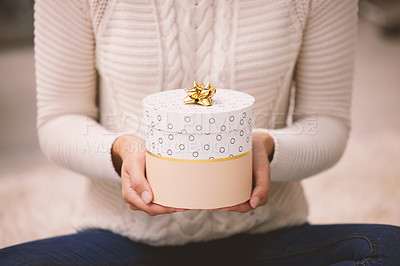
[183,81,216,106]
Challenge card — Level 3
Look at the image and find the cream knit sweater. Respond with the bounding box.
[34,0,357,246]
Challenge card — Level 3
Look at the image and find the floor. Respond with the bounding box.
[0,20,400,248]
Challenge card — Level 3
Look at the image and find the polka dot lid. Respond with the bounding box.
[143,89,255,160]
[143,89,255,134]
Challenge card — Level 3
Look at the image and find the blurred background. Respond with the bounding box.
[1,0,400,248]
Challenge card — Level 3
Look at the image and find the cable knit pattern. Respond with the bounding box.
[34,0,358,246]
[209,0,233,85]
[154,0,182,91]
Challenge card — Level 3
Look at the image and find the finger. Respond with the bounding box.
[129,204,183,213]
[128,155,154,204]
[121,171,136,204]
[121,168,150,207]
[125,191,179,215]
[220,202,253,213]
[129,204,139,211]
[149,203,188,213]
[146,203,187,215]
[125,188,186,215]
[250,154,270,208]
[135,201,186,216]
[122,164,188,215]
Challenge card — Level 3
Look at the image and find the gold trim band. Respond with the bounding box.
[146,149,252,163]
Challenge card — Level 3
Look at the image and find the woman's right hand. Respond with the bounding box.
[112,135,185,216]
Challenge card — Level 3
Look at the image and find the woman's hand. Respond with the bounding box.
[221,132,274,213]
[112,135,185,216]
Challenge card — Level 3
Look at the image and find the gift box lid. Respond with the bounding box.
[143,88,255,135]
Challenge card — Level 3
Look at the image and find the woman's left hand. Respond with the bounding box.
[220,132,274,213]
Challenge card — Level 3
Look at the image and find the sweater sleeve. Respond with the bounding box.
[253,0,358,182]
[34,0,121,181]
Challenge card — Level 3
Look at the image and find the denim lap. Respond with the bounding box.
[248,223,400,265]
[1,224,400,265]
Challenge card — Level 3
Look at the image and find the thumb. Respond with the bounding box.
[129,154,153,204]
[250,151,270,208]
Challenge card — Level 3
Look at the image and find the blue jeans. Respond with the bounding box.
[1,223,400,265]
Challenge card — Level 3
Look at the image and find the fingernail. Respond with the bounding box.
[250,196,259,208]
[141,191,151,203]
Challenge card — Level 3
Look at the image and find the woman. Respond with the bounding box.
[1,0,399,265]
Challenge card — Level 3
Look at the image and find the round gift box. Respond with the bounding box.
[143,88,255,209]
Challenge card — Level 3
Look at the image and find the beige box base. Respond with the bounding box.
[145,151,253,209]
